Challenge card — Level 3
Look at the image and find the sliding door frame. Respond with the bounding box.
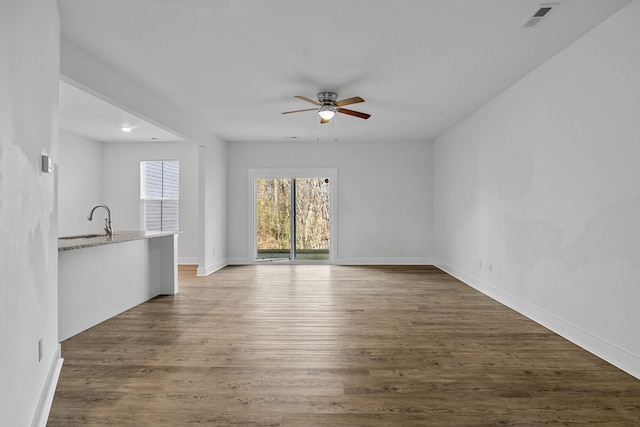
[249,168,338,264]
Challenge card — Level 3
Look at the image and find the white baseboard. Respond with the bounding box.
[178,257,198,265]
[31,344,64,427]
[196,259,227,276]
[433,259,640,380]
[225,257,434,266]
[337,257,432,265]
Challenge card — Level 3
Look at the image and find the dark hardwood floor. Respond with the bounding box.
[48,265,640,426]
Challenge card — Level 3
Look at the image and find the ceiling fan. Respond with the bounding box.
[282,92,371,124]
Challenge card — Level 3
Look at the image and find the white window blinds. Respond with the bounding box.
[141,160,179,232]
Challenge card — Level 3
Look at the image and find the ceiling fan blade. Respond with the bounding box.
[320,117,331,124]
[294,95,321,106]
[281,108,318,114]
[335,96,364,107]
[337,108,371,119]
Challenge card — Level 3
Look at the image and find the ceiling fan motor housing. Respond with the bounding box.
[318,92,338,105]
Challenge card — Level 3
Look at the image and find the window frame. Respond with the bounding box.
[140,160,180,232]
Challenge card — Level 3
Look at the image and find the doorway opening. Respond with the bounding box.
[250,169,337,264]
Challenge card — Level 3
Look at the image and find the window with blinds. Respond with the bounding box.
[141,160,179,232]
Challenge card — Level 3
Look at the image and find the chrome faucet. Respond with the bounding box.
[87,204,113,236]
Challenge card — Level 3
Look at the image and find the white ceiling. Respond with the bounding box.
[59,80,185,143]
[58,0,632,143]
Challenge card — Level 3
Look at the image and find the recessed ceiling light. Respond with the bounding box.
[121,126,132,132]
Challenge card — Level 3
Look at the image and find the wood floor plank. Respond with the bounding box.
[48,265,640,426]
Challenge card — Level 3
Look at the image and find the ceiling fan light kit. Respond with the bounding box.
[318,105,336,120]
[282,91,371,124]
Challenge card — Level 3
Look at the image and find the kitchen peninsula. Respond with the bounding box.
[58,231,179,341]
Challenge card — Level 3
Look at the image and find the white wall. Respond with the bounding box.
[433,0,640,378]
[102,141,200,263]
[198,140,228,275]
[57,132,202,263]
[58,131,105,236]
[0,1,62,425]
[227,140,432,264]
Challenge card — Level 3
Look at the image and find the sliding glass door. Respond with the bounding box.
[254,171,334,263]
[293,178,330,261]
[256,178,291,261]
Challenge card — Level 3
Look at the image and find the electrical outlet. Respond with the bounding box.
[38,339,43,362]
[488,262,493,272]
[478,260,482,269]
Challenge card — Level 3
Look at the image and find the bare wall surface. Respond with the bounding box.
[0,0,61,425]
[227,140,432,264]
[58,131,105,236]
[102,141,200,263]
[198,141,228,275]
[433,0,640,377]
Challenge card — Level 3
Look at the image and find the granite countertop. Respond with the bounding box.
[58,230,179,252]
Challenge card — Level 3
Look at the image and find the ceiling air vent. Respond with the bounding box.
[520,3,559,28]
